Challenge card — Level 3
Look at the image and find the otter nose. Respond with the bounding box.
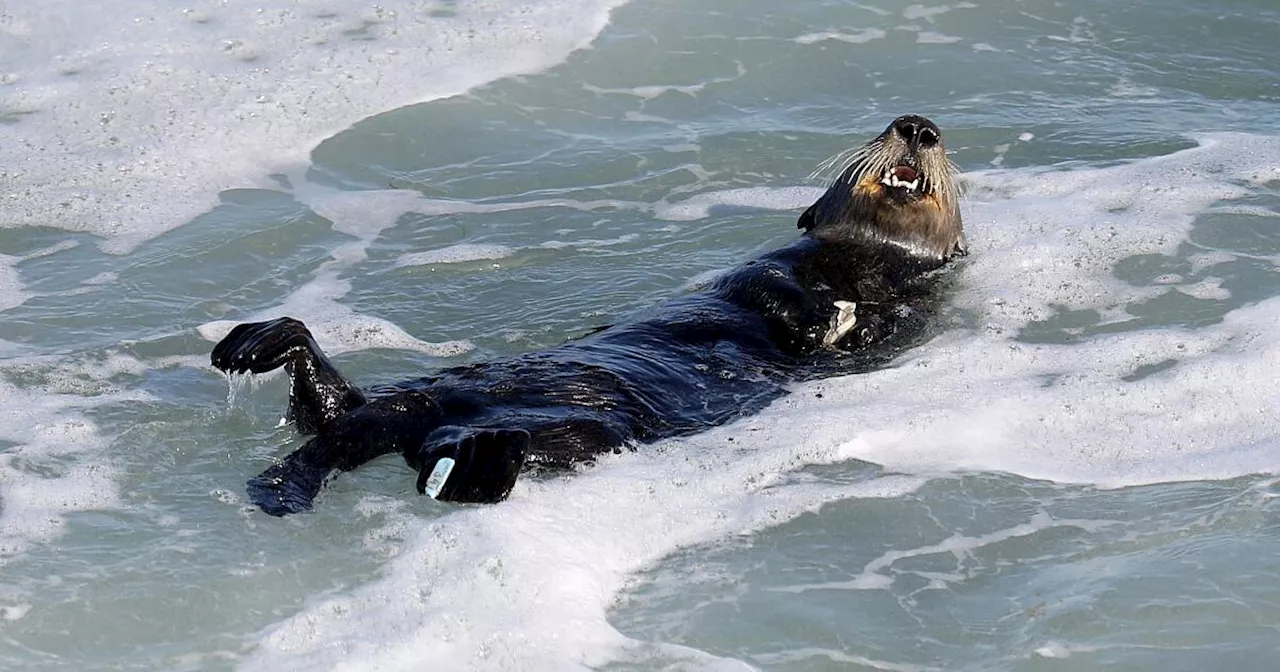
[893,115,940,151]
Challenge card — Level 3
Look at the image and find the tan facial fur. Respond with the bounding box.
[804,115,964,261]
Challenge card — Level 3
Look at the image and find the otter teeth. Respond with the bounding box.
[881,171,920,191]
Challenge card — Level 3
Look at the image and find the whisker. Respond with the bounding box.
[809,142,880,184]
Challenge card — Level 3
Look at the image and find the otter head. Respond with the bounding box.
[799,114,965,263]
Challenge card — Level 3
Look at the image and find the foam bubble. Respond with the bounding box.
[0,0,630,253]
[654,186,823,221]
[305,189,438,242]
[302,185,650,281]
[395,244,515,268]
[794,29,887,45]
[0,355,151,564]
[199,295,472,359]
[200,189,477,358]
[81,271,118,286]
[537,234,639,250]
[774,512,1117,594]
[917,31,963,44]
[0,240,89,314]
[0,604,32,621]
[302,187,641,234]
[300,186,641,275]
[0,255,30,314]
[1033,641,1102,659]
[582,73,750,100]
[960,132,1279,323]
[818,303,1280,487]
[902,5,952,22]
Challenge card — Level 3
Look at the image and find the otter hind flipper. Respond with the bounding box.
[246,449,335,517]
[414,426,530,503]
[211,317,366,434]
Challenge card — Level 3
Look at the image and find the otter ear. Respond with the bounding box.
[797,202,818,231]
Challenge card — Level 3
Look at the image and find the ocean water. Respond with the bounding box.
[2,0,1280,669]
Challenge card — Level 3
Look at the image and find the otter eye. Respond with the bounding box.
[918,127,939,147]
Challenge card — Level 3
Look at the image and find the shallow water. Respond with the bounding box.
[2,0,1280,669]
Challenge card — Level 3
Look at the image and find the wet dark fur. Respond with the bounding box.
[212,115,966,516]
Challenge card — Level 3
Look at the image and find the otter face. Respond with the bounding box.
[871,116,944,204]
[802,114,964,261]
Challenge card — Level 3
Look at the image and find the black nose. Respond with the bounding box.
[892,115,941,150]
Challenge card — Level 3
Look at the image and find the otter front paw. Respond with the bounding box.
[415,427,529,504]
[211,317,313,374]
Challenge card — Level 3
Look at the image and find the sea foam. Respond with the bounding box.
[0,0,629,253]
[0,354,157,565]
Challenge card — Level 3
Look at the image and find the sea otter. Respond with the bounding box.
[212,114,965,516]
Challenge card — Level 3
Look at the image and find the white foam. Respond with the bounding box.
[395,230,643,268]
[537,234,639,250]
[198,264,473,359]
[395,244,515,268]
[0,255,29,314]
[916,31,963,44]
[0,604,31,621]
[0,240,90,314]
[300,186,641,272]
[302,187,641,233]
[794,29,887,45]
[0,0,631,253]
[242,134,1280,669]
[902,5,952,22]
[960,133,1279,323]
[1032,641,1103,659]
[0,352,157,564]
[201,188,493,357]
[81,271,119,287]
[582,65,747,100]
[1180,277,1231,300]
[304,189,439,242]
[818,301,1280,487]
[654,186,823,221]
[203,184,651,358]
[774,512,1117,594]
